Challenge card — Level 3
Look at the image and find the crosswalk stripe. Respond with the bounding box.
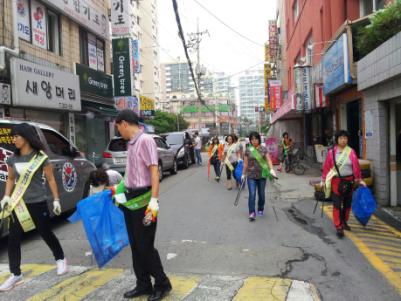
[352,232,401,242]
[0,264,54,285]
[27,268,124,301]
[233,277,292,301]
[360,237,401,248]
[364,243,401,253]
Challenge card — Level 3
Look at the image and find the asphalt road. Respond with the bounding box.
[0,160,400,301]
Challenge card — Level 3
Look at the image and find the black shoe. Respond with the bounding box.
[148,284,172,301]
[336,229,344,238]
[343,223,351,231]
[124,287,153,299]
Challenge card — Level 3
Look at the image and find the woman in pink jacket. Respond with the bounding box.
[322,130,366,238]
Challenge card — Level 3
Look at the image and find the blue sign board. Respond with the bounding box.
[323,33,352,95]
[131,40,141,74]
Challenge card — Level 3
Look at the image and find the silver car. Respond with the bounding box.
[102,135,178,181]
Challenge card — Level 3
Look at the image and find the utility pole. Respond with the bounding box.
[187,19,209,131]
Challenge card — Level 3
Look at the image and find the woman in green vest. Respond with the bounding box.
[242,132,277,221]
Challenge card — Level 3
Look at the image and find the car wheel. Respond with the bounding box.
[170,158,178,175]
[183,155,189,169]
[158,162,163,182]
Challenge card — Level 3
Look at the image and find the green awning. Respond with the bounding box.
[181,104,232,113]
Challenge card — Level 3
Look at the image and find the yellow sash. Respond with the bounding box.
[224,143,237,171]
[324,146,351,198]
[1,151,48,232]
[210,145,218,158]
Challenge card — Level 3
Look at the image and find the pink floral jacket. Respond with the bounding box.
[322,146,361,182]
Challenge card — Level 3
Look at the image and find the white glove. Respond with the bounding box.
[270,169,278,179]
[359,180,367,187]
[1,196,10,210]
[53,200,62,216]
[319,181,325,188]
[238,159,243,163]
[148,197,159,213]
[241,175,246,182]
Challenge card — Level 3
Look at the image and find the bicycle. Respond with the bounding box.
[284,148,306,175]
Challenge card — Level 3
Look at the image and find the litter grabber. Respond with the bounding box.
[234,176,247,206]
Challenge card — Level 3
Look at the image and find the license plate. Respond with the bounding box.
[114,158,126,164]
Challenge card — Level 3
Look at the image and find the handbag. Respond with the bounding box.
[332,148,353,195]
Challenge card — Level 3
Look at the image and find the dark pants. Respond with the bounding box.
[331,176,353,230]
[226,162,238,180]
[211,159,221,177]
[121,190,170,290]
[8,201,64,276]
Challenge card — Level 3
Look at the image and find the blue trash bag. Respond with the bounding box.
[234,160,243,183]
[352,187,377,226]
[69,190,129,268]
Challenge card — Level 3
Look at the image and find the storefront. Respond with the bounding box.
[75,63,115,165]
[357,31,401,206]
[5,57,81,139]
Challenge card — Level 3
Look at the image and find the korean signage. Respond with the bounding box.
[0,83,11,105]
[269,80,282,111]
[111,0,133,36]
[88,33,98,70]
[323,33,352,95]
[115,96,139,114]
[31,0,47,49]
[131,40,141,73]
[302,66,312,111]
[264,44,272,112]
[112,38,132,97]
[42,0,109,40]
[11,58,81,111]
[314,84,328,108]
[139,95,155,117]
[75,63,113,99]
[97,48,105,72]
[294,66,303,111]
[16,0,31,42]
[269,20,278,61]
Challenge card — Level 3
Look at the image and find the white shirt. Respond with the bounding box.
[194,136,202,150]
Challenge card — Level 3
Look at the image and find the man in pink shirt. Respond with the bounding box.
[115,110,171,301]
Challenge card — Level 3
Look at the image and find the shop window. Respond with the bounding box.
[42,129,71,156]
[360,0,386,16]
[47,10,61,55]
[79,28,105,72]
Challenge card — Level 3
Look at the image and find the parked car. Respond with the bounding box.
[0,119,96,237]
[102,134,177,181]
[160,131,195,169]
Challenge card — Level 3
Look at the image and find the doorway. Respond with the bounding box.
[389,99,401,206]
[346,100,361,156]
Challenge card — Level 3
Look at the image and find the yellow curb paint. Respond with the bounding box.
[378,255,401,264]
[233,277,292,301]
[28,268,123,301]
[352,232,401,242]
[361,237,401,248]
[0,264,54,284]
[324,206,401,295]
[163,275,199,301]
[365,243,401,253]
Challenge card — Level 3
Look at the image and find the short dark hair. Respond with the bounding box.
[282,132,289,138]
[11,123,45,156]
[249,131,261,144]
[212,136,219,144]
[89,168,109,187]
[335,130,350,144]
[115,110,139,125]
[194,131,199,136]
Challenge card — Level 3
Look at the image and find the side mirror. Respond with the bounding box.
[69,146,80,157]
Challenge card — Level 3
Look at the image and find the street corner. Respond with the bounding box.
[323,205,401,295]
[0,263,321,301]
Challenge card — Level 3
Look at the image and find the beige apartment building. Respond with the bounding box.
[0,0,114,164]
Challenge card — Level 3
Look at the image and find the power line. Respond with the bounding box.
[191,0,265,47]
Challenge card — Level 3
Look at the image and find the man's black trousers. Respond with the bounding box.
[121,202,170,290]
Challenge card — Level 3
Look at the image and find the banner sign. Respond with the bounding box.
[265,138,279,165]
[115,96,139,114]
[314,84,328,108]
[131,40,141,73]
[302,66,312,111]
[111,0,133,36]
[31,0,47,49]
[88,34,98,70]
[75,64,113,99]
[139,95,155,117]
[323,33,351,95]
[269,80,282,111]
[16,0,31,42]
[0,83,11,105]
[11,58,81,111]
[112,38,132,97]
[269,20,278,61]
[42,0,109,40]
[294,67,303,111]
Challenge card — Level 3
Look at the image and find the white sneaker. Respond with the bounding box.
[56,258,68,275]
[0,274,23,291]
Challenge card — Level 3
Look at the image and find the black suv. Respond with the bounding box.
[161,131,195,169]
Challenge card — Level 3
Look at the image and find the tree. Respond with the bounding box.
[147,110,189,134]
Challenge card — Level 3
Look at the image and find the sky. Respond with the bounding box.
[158,0,277,83]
